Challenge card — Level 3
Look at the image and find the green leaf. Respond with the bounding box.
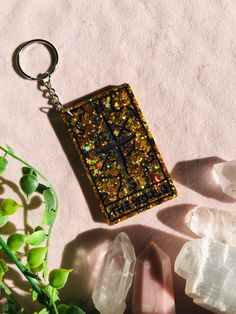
[3,295,24,314]
[0,157,8,175]
[49,268,73,289]
[41,187,56,225]
[36,183,49,194]
[27,247,47,269]
[42,284,59,303]
[66,305,86,314]
[19,174,38,197]
[34,309,49,314]
[58,304,69,314]
[42,260,48,280]
[0,199,20,215]
[67,302,87,314]
[0,212,8,228]
[7,234,25,252]
[43,207,56,226]
[32,289,38,301]
[25,229,47,246]
[34,225,44,231]
[43,189,54,210]
[21,167,37,177]
[0,259,8,281]
[28,263,44,273]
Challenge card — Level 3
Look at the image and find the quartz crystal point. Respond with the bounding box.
[175,238,236,314]
[132,242,175,314]
[92,232,136,314]
[213,160,236,199]
[186,206,236,247]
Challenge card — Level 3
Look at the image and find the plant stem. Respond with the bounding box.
[0,146,58,270]
[0,146,59,312]
[0,281,26,313]
[0,281,12,296]
[0,236,42,296]
[52,301,59,314]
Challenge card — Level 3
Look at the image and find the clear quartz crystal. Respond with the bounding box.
[186,206,236,247]
[175,238,236,314]
[213,160,236,199]
[92,232,136,314]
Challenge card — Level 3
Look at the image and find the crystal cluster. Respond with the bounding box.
[186,206,236,247]
[132,242,175,314]
[213,160,236,199]
[92,232,136,314]
[175,238,236,314]
[175,204,236,314]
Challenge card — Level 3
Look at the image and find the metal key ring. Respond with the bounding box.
[15,39,58,81]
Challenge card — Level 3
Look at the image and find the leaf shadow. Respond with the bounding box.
[27,195,43,210]
[0,177,44,311]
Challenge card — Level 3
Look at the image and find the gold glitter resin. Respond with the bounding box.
[61,83,177,225]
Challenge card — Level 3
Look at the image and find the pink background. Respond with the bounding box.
[0,1,236,313]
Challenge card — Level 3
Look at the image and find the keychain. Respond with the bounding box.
[16,39,177,225]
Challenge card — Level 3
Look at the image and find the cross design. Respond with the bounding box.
[96,116,135,174]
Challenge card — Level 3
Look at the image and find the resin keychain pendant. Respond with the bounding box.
[16,39,177,225]
[61,84,177,224]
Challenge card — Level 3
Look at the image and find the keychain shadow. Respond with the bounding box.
[12,43,28,80]
[46,107,104,222]
[171,157,235,203]
[38,85,119,223]
[59,224,211,314]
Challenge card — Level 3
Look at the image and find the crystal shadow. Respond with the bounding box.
[157,203,198,238]
[59,224,211,314]
[171,157,235,203]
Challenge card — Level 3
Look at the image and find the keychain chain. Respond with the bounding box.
[43,73,73,116]
[15,39,73,116]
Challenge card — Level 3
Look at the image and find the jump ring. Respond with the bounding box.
[15,39,58,81]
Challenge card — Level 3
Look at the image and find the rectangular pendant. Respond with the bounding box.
[61,83,177,225]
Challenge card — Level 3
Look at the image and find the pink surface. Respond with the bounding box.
[0,1,236,313]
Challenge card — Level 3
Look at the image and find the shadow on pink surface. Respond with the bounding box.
[0,171,212,313]
[60,224,211,314]
[0,176,44,312]
[171,157,236,203]
[47,107,106,223]
[157,203,198,238]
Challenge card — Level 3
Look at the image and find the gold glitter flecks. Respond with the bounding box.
[138,177,146,187]
[105,96,111,108]
[86,158,93,165]
[61,83,177,225]
[114,101,120,109]
[114,130,119,136]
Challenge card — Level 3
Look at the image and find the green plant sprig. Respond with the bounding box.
[0,145,80,314]
[0,144,58,266]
